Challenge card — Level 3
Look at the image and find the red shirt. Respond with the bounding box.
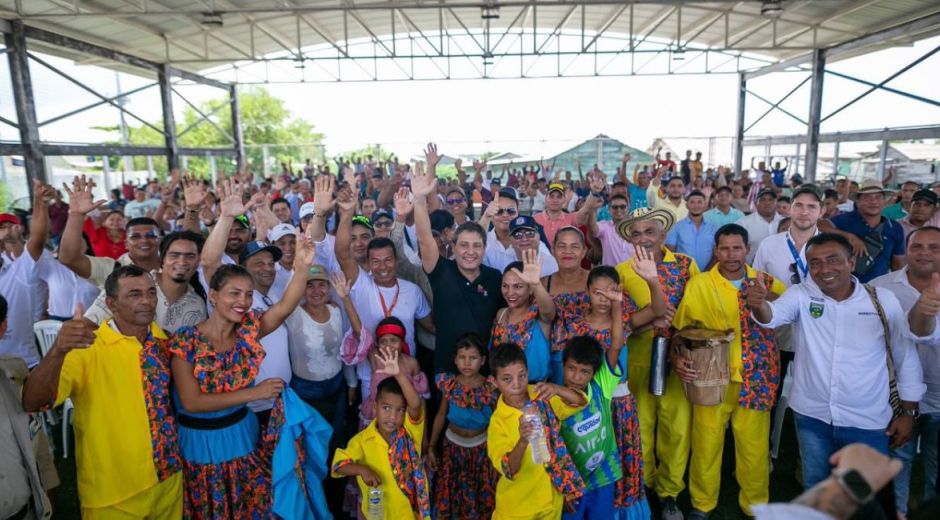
[84,218,126,259]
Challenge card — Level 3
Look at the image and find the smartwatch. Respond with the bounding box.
[834,469,874,504]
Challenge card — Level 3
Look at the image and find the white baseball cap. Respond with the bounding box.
[267,223,297,243]
[299,202,317,219]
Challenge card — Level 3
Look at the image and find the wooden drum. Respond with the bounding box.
[674,328,734,406]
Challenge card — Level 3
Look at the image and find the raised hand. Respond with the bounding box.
[913,272,940,317]
[332,271,351,300]
[511,248,543,287]
[631,246,659,282]
[424,142,441,170]
[335,184,358,216]
[342,165,357,190]
[182,174,208,209]
[393,187,414,217]
[293,233,317,270]
[217,179,250,218]
[313,174,336,216]
[472,159,486,173]
[454,158,463,171]
[63,175,106,215]
[32,179,55,206]
[374,347,401,377]
[746,272,769,310]
[588,172,606,193]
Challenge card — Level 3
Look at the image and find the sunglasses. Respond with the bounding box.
[495,207,518,216]
[789,262,802,285]
[373,219,393,229]
[511,229,537,239]
[446,197,466,205]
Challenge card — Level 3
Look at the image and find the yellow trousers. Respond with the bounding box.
[82,472,182,520]
[690,382,770,515]
[628,364,691,499]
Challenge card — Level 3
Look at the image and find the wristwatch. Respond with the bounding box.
[834,469,874,504]
[902,408,920,419]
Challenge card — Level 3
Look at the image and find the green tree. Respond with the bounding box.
[97,87,324,177]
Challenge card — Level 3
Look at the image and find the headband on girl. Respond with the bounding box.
[376,323,410,355]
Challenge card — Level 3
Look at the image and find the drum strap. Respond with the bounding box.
[861,284,903,419]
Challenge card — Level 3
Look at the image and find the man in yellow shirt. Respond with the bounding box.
[615,208,698,519]
[646,169,689,222]
[24,265,182,519]
[672,223,785,519]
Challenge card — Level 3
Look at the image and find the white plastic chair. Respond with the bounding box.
[771,361,794,459]
[33,320,75,458]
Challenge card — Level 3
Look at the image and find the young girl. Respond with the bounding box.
[555,260,665,520]
[427,333,499,519]
[490,249,555,382]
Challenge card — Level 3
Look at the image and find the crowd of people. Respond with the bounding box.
[2,143,940,520]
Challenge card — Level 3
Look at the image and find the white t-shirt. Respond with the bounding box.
[0,251,40,365]
[350,271,431,352]
[285,304,344,382]
[249,289,291,412]
[531,192,546,212]
[36,252,99,318]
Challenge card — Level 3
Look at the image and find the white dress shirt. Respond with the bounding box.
[757,276,927,430]
[483,230,559,277]
[870,268,940,415]
[739,211,783,263]
[752,229,818,289]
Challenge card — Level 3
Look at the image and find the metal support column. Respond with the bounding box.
[158,64,179,171]
[879,140,889,180]
[5,20,46,187]
[804,49,825,182]
[733,72,746,176]
[230,85,246,173]
[832,141,840,177]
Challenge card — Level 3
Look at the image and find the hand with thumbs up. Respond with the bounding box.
[910,272,940,337]
[52,304,98,356]
[746,272,769,310]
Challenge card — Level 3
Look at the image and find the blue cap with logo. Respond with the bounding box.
[509,215,538,234]
[239,240,282,264]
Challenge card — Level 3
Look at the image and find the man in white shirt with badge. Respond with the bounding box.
[748,233,927,506]
[870,226,940,515]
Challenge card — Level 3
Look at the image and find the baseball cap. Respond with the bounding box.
[306,264,330,282]
[498,187,519,202]
[299,202,317,220]
[445,186,466,198]
[233,214,251,228]
[239,240,282,264]
[548,183,565,195]
[509,215,538,234]
[912,189,938,205]
[756,188,778,200]
[0,213,21,226]
[792,184,824,202]
[490,177,502,185]
[370,209,394,225]
[267,223,296,243]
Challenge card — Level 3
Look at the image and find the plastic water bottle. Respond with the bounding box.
[367,487,383,519]
[523,401,551,464]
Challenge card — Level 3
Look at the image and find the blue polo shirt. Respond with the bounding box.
[831,210,905,283]
[629,183,648,211]
[666,217,718,270]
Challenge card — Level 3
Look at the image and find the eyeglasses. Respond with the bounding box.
[610,205,629,211]
[128,231,159,241]
[511,229,537,239]
[495,207,518,216]
[446,197,466,205]
[373,220,393,229]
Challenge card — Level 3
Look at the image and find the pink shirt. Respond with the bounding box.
[596,220,637,267]
[534,211,578,245]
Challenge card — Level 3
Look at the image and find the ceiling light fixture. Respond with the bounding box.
[481,2,500,20]
[761,1,784,17]
[672,48,686,61]
[200,12,224,28]
[482,51,494,66]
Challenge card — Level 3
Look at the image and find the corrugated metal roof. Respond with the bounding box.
[2,1,939,80]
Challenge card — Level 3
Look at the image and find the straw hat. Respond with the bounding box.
[853,178,895,197]
[616,208,675,241]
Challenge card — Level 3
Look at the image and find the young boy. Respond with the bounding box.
[487,342,587,520]
[331,347,430,519]
[558,335,624,519]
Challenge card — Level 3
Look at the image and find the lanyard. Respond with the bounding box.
[376,281,400,318]
[786,232,809,281]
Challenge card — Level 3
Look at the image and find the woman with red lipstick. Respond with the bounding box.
[490,248,556,383]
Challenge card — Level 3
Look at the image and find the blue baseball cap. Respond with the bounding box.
[509,215,538,234]
[239,240,282,264]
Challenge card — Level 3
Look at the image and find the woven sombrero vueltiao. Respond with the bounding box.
[616,207,676,241]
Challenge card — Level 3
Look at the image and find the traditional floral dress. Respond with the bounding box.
[433,374,499,519]
[555,296,652,520]
[167,311,276,520]
[489,303,552,382]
